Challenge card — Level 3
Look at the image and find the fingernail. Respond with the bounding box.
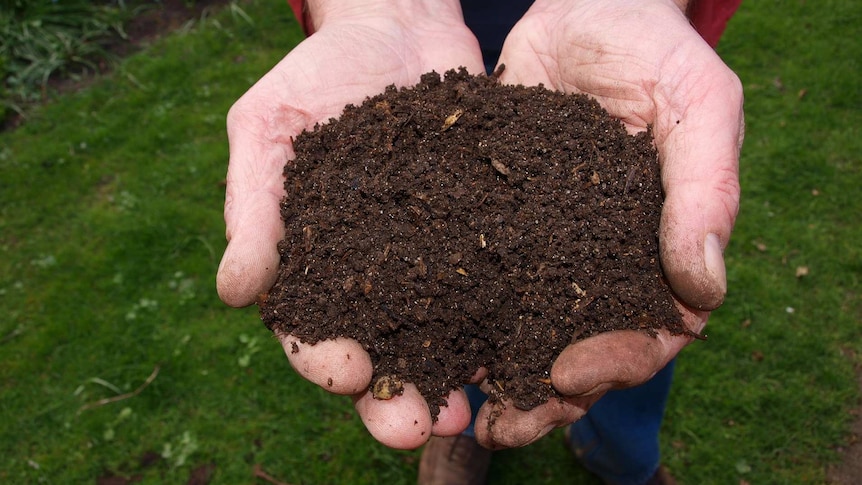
[704,233,727,299]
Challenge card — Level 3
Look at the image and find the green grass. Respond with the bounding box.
[0,0,860,483]
[665,1,862,483]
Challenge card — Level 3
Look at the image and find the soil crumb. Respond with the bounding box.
[259,67,688,417]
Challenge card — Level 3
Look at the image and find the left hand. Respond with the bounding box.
[473,0,744,449]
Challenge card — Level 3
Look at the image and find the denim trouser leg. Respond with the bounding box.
[568,359,676,485]
[461,383,488,439]
[461,359,676,485]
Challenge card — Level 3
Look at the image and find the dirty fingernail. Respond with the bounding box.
[704,233,727,302]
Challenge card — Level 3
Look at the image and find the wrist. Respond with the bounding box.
[528,0,693,20]
[306,0,465,32]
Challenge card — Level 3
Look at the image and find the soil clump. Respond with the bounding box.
[259,67,689,417]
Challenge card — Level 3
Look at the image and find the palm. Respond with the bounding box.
[233,19,485,148]
[221,21,482,292]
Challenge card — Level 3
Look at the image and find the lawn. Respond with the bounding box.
[0,1,859,484]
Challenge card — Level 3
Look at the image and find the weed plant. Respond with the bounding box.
[0,0,134,119]
[0,1,859,484]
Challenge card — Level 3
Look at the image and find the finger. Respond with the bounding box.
[469,367,488,384]
[430,387,473,437]
[656,46,744,311]
[353,383,433,449]
[473,394,599,449]
[282,336,473,443]
[216,190,283,307]
[280,335,373,395]
[216,102,293,307]
[551,309,706,397]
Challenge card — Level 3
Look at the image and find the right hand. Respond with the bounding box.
[216,1,485,449]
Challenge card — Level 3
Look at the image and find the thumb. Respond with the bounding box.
[656,51,743,311]
[216,188,283,307]
[216,107,290,307]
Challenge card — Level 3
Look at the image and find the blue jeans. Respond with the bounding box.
[461,0,534,74]
[462,359,676,485]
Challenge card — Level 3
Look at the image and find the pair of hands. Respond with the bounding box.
[216,0,743,450]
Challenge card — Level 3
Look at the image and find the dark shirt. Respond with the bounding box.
[461,0,534,73]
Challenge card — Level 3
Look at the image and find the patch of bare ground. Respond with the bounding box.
[827,350,862,484]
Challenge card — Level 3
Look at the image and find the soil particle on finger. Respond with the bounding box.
[259,67,688,418]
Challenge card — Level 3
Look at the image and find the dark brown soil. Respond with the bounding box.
[259,67,689,418]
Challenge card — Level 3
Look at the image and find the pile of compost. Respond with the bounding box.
[259,68,687,417]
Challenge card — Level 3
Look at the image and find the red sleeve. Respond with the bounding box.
[287,0,313,36]
[688,0,742,48]
[285,0,741,46]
